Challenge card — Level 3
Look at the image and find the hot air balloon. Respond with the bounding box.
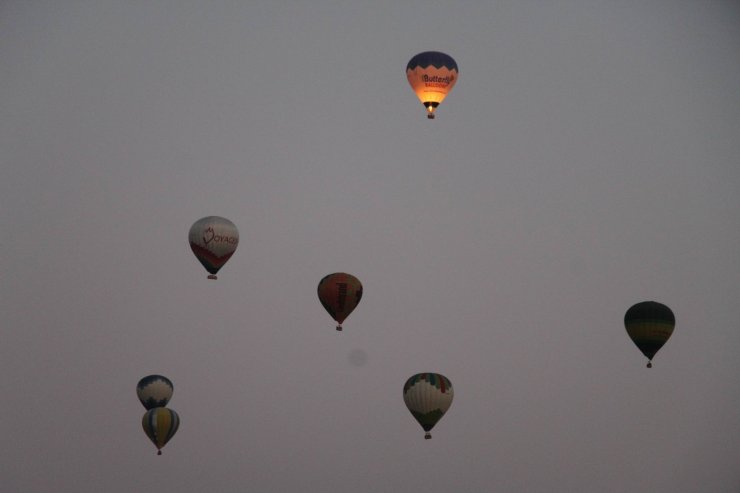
[403,373,453,439]
[136,375,174,410]
[624,301,675,368]
[406,51,458,119]
[142,407,180,455]
[317,273,362,331]
[188,216,239,279]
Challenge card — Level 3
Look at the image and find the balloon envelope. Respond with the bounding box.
[188,216,239,279]
[142,407,180,455]
[403,373,453,439]
[136,375,174,410]
[317,273,363,331]
[624,301,675,367]
[406,51,458,119]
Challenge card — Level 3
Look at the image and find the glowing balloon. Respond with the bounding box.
[142,408,180,455]
[403,373,454,439]
[136,375,174,410]
[188,216,239,279]
[406,51,458,119]
[317,273,362,331]
[624,301,675,368]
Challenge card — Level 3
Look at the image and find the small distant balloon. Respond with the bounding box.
[142,408,180,455]
[624,301,675,368]
[317,273,363,331]
[188,216,239,280]
[403,373,454,439]
[406,51,458,119]
[136,375,174,410]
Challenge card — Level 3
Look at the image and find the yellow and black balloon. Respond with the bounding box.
[406,51,458,119]
[624,301,675,368]
[142,407,180,455]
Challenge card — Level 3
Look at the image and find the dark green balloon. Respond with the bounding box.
[624,301,675,367]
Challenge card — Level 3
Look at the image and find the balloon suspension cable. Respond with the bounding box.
[647,361,653,368]
[424,432,432,440]
[336,324,342,331]
[208,274,218,280]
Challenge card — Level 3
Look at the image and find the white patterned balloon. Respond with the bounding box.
[403,373,454,439]
[188,216,239,279]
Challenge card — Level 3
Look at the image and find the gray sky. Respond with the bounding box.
[2,1,739,491]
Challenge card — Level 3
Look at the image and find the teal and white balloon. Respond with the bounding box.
[137,375,174,410]
[403,373,454,439]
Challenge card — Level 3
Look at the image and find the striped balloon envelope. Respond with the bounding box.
[136,375,174,410]
[403,373,454,439]
[142,408,180,455]
[188,216,239,280]
[624,301,675,368]
[406,51,458,119]
[317,273,363,331]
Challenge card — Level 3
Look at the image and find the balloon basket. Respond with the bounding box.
[647,361,652,368]
[424,433,432,439]
[427,113,435,119]
[157,450,162,455]
[207,275,218,280]
[336,325,342,331]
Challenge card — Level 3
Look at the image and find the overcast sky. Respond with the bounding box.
[2,1,739,491]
